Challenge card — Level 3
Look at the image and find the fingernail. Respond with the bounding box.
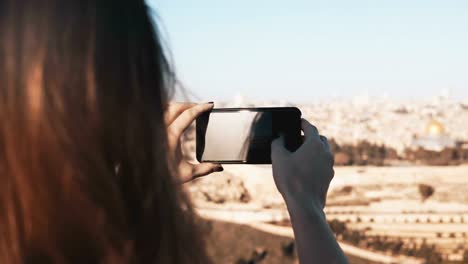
[215,165,224,172]
[207,101,214,105]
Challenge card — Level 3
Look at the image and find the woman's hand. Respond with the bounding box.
[165,102,223,184]
[271,119,348,264]
[271,118,334,209]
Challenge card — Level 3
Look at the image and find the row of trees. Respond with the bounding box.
[328,219,445,264]
[329,140,398,166]
[329,139,468,166]
[271,218,468,263]
[405,147,468,166]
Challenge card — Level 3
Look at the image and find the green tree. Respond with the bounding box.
[418,184,435,202]
[463,249,468,263]
[328,219,347,236]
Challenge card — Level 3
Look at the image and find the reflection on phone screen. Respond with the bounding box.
[198,111,273,163]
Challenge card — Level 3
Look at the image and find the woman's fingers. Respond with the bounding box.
[320,135,331,152]
[320,135,334,166]
[191,163,224,179]
[178,162,223,183]
[164,102,197,126]
[168,103,214,139]
[165,102,218,184]
[301,119,320,142]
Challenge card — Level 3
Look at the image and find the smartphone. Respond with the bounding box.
[196,107,302,164]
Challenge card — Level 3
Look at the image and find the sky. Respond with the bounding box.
[148,0,468,102]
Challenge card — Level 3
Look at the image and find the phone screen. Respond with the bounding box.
[196,108,301,164]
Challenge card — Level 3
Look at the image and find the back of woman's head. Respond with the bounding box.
[0,0,209,263]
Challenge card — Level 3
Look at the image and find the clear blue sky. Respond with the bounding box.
[148,0,468,102]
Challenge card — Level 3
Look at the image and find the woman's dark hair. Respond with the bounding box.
[0,0,210,263]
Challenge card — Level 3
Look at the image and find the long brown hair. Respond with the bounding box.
[0,0,210,263]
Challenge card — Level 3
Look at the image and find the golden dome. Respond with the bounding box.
[426,119,445,136]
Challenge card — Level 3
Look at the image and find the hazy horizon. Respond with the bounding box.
[149,0,468,102]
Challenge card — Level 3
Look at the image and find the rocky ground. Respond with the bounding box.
[200,219,378,264]
[187,165,468,263]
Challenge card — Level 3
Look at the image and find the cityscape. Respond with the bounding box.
[156,0,468,262]
[183,95,468,264]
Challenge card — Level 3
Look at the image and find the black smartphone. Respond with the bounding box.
[196,107,302,164]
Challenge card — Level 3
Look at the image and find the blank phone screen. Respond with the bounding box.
[196,108,301,164]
